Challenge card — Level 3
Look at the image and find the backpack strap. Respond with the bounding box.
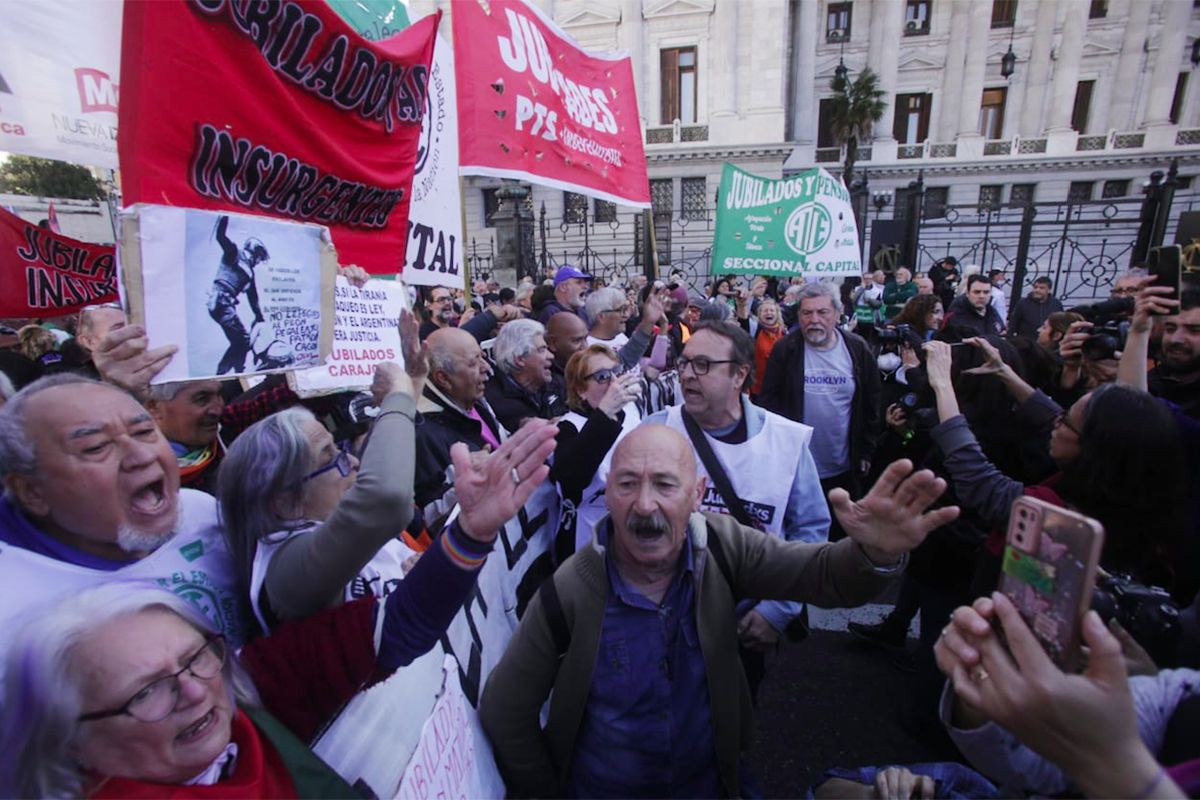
[538,575,571,658]
[704,521,739,601]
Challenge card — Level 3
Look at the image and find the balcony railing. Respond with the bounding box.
[644,124,709,144]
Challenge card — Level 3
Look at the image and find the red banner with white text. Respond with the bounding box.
[453,0,650,208]
[118,1,438,274]
[0,206,117,317]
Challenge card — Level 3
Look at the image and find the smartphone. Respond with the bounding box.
[1148,245,1182,306]
[998,497,1104,671]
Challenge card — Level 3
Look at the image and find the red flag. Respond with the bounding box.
[453,0,650,208]
[118,1,438,275]
[46,202,61,234]
[0,206,117,316]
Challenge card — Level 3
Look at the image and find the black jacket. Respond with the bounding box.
[484,370,568,433]
[414,384,504,513]
[756,328,882,494]
[942,295,1006,337]
[1008,295,1064,338]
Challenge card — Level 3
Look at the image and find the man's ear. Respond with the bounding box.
[5,473,49,518]
[144,397,164,423]
[692,475,706,511]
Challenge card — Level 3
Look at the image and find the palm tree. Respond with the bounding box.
[827,67,887,188]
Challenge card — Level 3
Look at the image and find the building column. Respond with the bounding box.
[956,0,991,137]
[791,0,818,143]
[711,0,739,118]
[937,0,969,140]
[618,0,645,127]
[867,0,885,76]
[873,0,904,142]
[1101,0,1151,132]
[1018,0,1059,137]
[1142,0,1192,126]
[1045,0,1088,131]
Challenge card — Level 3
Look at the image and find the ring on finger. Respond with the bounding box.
[510,467,521,485]
[971,666,990,682]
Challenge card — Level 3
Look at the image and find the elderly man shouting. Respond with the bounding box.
[480,424,958,798]
[0,373,244,658]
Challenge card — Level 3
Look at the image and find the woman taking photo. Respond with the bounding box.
[550,344,642,557]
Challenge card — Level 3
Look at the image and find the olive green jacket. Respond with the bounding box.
[478,511,899,798]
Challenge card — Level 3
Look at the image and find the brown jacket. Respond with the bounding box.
[478,511,899,797]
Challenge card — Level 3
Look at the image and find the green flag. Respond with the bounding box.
[711,163,861,279]
[325,0,411,40]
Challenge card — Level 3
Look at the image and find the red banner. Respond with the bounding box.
[0,206,117,317]
[118,1,438,275]
[453,0,650,208]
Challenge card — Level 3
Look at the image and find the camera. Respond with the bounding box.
[896,391,939,431]
[1091,573,1181,663]
[320,391,379,444]
[874,323,924,349]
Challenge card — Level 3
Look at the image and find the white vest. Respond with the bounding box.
[662,404,813,537]
[0,490,245,665]
[248,528,416,632]
[557,403,641,551]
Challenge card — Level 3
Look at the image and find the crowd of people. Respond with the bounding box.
[0,254,1198,799]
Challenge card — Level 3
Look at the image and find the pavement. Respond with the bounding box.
[748,603,966,796]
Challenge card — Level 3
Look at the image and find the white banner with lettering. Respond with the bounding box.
[0,0,120,168]
[310,481,561,798]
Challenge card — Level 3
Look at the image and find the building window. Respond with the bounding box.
[481,188,500,228]
[893,93,932,144]
[978,87,1007,139]
[650,179,674,214]
[1102,180,1131,199]
[904,0,931,34]
[1071,81,1095,133]
[826,2,852,40]
[1178,176,1195,190]
[1171,73,1189,125]
[979,185,1003,210]
[817,97,838,148]
[991,0,1017,27]
[681,177,708,221]
[563,191,587,224]
[1009,183,1037,206]
[923,187,949,218]
[594,199,616,223]
[1088,0,1107,18]
[660,47,697,125]
[1068,181,1095,203]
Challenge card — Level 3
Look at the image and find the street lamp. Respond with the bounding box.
[830,29,849,83]
[1000,25,1017,79]
[872,190,892,218]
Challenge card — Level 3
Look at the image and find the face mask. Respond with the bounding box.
[877,353,902,373]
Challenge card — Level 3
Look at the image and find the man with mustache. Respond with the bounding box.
[1148,287,1200,418]
[480,424,958,798]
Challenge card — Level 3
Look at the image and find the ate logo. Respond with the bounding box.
[74,68,118,114]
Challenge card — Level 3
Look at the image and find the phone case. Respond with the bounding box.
[998,497,1104,671]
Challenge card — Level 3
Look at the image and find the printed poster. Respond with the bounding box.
[118,1,438,274]
[712,164,862,279]
[0,0,121,168]
[120,205,335,384]
[453,0,650,208]
[288,275,409,398]
[0,205,117,317]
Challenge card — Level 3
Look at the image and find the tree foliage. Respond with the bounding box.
[827,68,887,187]
[0,155,107,200]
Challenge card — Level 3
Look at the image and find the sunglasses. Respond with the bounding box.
[585,367,623,384]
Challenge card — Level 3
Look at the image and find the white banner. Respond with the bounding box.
[0,0,121,168]
[402,32,464,289]
[288,276,409,398]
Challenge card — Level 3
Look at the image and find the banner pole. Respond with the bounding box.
[460,176,473,306]
[644,208,660,282]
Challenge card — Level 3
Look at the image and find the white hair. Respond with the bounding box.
[584,287,626,327]
[492,318,545,375]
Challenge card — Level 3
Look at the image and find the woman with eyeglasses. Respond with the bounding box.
[922,338,1186,595]
[550,345,643,556]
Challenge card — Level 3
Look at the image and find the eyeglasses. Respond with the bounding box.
[585,367,622,383]
[78,635,226,723]
[677,356,736,376]
[303,440,354,482]
[1053,412,1081,436]
[429,296,452,305]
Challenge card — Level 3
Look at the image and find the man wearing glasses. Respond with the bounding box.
[643,320,829,693]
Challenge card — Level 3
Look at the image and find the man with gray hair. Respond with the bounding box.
[759,281,881,537]
[485,318,566,431]
[145,379,226,493]
[0,374,245,662]
[584,287,630,350]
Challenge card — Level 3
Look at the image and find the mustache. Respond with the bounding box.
[626,510,671,538]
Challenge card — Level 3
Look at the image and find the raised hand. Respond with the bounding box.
[92,324,177,397]
[596,371,641,419]
[453,419,558,542]
[638,290,666,332]
[338,264,370,288]
[921,340,954,387]
[371,361,414,406]
[963,336,1008,376]
[398,308,428,381]
[828,458,959,564]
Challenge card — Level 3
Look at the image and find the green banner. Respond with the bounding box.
[325,0,411,40]
[711,163,861,279]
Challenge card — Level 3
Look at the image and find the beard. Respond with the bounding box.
[116,493,181,554]
[1160,349,1200,376]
